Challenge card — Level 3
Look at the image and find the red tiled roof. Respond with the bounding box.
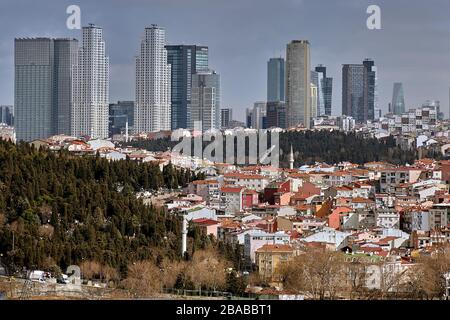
[192,218,220,226]
[193,179,219,185]
[220,186,244,193]
[224,173,265,180]
[352,197,375,203]
[255,244,293,253]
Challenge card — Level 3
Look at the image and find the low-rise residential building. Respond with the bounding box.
[244,231,290,265]
[255,244,294,282]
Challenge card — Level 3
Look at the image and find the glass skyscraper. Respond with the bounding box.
[166,45,209,130]
[109,101,134,136]
[266,101,286,129]
[315,65,333,116]
[15,37,78,141]
[221,108,233,128]
[190,70,220,131]
[267,57,285,102]
[342,59,376,123]
[0,106,14,126]
[392,82,405,115]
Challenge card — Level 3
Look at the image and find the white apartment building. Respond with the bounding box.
[223,173,269,191]
[220,186,244,214]
[72,25,109,139]
[379,167,422,193]
[375,209,400,229]
[244,231,290,264]
[188,179,220,209]
[135,25,171,133]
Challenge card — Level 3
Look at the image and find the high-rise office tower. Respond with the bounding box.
[391,82,405,115]
[135,25,171,133]
[422,100,443,120]
[310,83,318,119]
[166,45,208,130]
[266,101,286,129]
[190,70,220,131]
[315,65,333,116]
[286,40,311,129]
[221,108,233,128]
[15,38,78,141]
[267,57,285,102]
[0,106,14,126]
[342,59,376,123]
[72,25,109,139]
[109,101,134,137]
[54,39,78,135]
[246,107,253,128]
[310,71,321,116]
[252,102,267,130]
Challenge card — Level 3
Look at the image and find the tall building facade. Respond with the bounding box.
[252,102,267,129]
[342,59,376,123]
[190,70,220,131]
[266,101,286,129]
[0,106,14,126]
[391,82,405,115]
[315,65,332,116]
[15,38,78,141]
[310,83,318,119]
[246,107,253,128]
[422,100,443,120]
[72,25,109,139]
[109,101,134,137]
[221,108,233,128]
[286,40,311,129]
[135,25,171,133]
[166,45,208,130]
[54,39,78,136]
[267,57,285,102]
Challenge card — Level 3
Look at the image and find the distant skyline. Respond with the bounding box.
[1,0,450,121]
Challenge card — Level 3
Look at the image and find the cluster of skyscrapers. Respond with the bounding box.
[248,40,334,130]
[14,24,221,141]
[13,25,421,141]
[246,39,383,130]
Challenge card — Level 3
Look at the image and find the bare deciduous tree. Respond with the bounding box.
[404,245,450,300]
[280,248,347,300]
[188,249,229,292]
[122,260,162,298]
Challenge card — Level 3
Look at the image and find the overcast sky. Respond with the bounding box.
[1,0,450,121]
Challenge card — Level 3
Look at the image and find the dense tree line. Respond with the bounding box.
[0,140,203,277]
[280,131,417,166]
[128,130,417,167]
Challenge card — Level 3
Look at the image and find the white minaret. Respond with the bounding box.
[181,215,188,257]
[125,118,129,143]
[289,144,294,169]
[72,24,109,139]
[135,25,171,133]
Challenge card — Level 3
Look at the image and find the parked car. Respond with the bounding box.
[28,270,45,283]
[57,274,69,284]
